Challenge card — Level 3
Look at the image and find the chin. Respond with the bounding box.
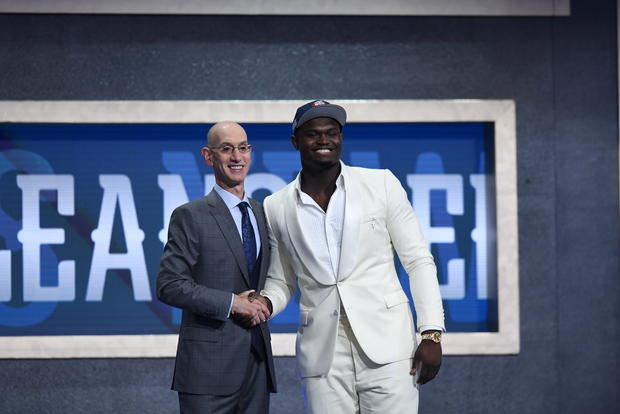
[222,177,244,187]
[315,156,339,165]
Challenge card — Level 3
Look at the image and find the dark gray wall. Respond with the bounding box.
[1,0,618,413]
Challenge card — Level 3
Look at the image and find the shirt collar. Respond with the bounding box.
[294,160,346,202]
[213,183,252,211]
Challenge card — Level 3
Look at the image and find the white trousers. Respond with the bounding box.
[302,315,419,414]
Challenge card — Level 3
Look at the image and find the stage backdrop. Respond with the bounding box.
[0,99,518,357]
[0,0,570,16]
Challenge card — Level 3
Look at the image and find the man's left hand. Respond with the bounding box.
[411,334,442,384]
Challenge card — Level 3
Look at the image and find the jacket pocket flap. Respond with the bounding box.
[384,290,409,308]
[181,326,220,342]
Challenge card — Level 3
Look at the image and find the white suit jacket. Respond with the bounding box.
[262,164,445,378]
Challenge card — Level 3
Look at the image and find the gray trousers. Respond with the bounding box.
[178,351,270,414]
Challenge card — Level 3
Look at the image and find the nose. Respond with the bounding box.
[317,132,330,143]
[230,148,242,161]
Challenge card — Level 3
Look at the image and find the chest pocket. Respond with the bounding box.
[362,211,388,237]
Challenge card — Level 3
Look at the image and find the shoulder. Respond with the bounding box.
[248,197,265,214]
[264,181,295,211]
[344,165,393,188]
[180,194,211,211]
[171,195,212,220]
[345,164,386,177]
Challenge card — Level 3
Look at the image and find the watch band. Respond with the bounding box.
[421,331,442,343]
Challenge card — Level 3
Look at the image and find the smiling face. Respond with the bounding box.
[292,117,342,171]
[201,122,251,194]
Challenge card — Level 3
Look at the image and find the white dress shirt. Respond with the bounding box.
[295,173,346,282]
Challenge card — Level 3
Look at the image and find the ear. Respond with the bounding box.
[290,135,299,150]
[201,147,214,166]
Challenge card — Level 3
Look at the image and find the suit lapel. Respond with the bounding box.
[206,190,251,287]
[283,184,335,286]
[337,165,361,281]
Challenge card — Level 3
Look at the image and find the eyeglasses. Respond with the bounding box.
[209,144,253,154]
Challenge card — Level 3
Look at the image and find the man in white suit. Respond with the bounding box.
[256,100,445,413]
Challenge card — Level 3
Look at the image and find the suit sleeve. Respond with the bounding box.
[156,205,232,321]
[384,170,445,331]
[260,197,297,316]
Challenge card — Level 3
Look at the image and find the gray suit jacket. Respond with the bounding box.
[157,190,276,395]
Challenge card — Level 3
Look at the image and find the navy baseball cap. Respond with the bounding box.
[291,100,347,133]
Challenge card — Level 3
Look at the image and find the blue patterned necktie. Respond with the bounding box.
[237,201,264,358]
[237,201,257,279]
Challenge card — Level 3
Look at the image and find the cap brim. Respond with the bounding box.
[295,104,347,131]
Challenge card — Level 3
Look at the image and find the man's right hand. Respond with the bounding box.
[248,291,273,314]
[231,290,271,328]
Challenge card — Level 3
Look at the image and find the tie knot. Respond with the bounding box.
[238,201,250,214]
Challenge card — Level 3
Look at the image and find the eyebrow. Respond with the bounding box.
[305,127,339,132]
[216,141,249,146]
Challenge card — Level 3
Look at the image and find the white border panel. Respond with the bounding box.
[0,0,569,16]
[0,99,519,357]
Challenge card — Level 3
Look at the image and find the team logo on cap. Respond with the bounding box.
[312,100,327,106]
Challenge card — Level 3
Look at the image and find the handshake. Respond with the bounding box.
[230,290,273,328]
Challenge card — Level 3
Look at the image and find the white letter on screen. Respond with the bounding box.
[407,174,465,300]
[86,175,151,301]
[17,174,75,301]
[0,250,11,301]
[470,174,490,299]
[157,174,215,244]
[157,174,190,245]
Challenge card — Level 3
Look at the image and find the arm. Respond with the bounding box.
[258,198,298,316]
[156,206,269,323]
[384,170,445,383]
[384,170,445,330]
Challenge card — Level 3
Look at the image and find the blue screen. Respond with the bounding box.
[0,122,497,335]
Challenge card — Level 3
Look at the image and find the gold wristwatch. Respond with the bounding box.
[421,331,442,343]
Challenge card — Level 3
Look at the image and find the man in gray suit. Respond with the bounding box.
[157,121,276,414]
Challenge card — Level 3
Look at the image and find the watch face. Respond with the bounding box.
[423,332,441,343]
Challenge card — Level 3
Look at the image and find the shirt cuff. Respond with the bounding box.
[226,293,234,318]
[418,325,445,333]
[261,294,274,320]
